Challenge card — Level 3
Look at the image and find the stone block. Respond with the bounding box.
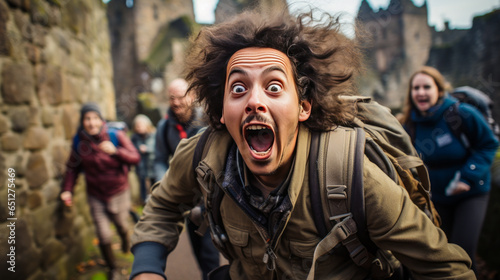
[9,106,30,132]
[52,144,69,178]
[5,0,30,11]
[30,0,53,27]
[14,155,26,177]
[41,107,54,127]
[40,238,65,269]
[31,24,47,47]
[1,132,21,151]
[0,114,8,134]
[1,62,35,104]
[36,65,63,105]
[62,104,80,140]
[25,43,41,64]
[41,180,60,203]
[27,190,42,209]
[0,153,5,189]
[26,152,49,188]
[0,201,7,221]
[0,1,11,56]
[61,74,77,103]
[12,11,33,50]
[28,106,40,126]
[17,188,27,209]
[31,203,57,246]
[52,117,65,138]
[23,126,49,150]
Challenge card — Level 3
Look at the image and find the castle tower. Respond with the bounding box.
[356,0,431,109]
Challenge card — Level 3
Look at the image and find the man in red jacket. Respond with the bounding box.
[60,102,140,280]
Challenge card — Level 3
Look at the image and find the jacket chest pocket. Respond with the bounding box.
[224,224,252,259]
[288,238,317,278]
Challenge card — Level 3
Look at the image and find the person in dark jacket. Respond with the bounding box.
[131,114,156,204]
[154,78,220,280]
[60,102,140,280]
[400,66,499,273]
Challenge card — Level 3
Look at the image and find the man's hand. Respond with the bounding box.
[60,191,73,206]
[131,273,165,280]
[99,141,117,155]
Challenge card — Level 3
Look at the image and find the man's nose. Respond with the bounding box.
[245,88,267,114]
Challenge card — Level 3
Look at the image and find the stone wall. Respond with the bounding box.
[0,0,115,279]
[107,0,196,124]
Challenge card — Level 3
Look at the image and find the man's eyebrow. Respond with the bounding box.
[263,66,286,76]
[227,68,248,79]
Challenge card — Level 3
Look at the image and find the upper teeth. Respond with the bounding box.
[246,125,267,130]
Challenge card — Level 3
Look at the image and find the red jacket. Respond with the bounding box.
[62,126,140,202]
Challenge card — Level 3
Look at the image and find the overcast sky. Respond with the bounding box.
[193,0,499,32]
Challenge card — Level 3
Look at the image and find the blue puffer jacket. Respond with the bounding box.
[407,95,499,204]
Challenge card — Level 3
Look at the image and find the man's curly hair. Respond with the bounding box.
[184,9,363,131]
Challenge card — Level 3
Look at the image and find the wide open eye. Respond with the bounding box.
[232,84,246,94]
[267,84,282,93]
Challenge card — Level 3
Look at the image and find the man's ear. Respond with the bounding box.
[298,100,312,122]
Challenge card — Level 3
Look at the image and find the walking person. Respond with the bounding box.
[131,114,156,205]
[60,102,140,280]
[400,66,499,274]
[129,10,475,280]
[154,78,220,280]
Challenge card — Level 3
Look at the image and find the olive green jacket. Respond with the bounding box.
[132,125,474,280]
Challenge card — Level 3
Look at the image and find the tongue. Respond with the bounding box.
[248,129,273,152]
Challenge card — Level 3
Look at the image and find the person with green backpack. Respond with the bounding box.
[129,9,474,280]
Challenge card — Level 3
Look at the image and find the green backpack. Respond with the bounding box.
[192,96,440,279]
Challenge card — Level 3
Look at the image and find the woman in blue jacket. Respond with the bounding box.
[400,66,499,273]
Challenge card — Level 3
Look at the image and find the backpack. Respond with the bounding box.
[192,96,440,279]
[72,121,128,152]
[445,86,500,148]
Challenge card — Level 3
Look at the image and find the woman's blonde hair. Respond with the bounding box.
[400,66,452,125]
[132,114,156,134]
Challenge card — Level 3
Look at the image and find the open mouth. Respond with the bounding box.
[415,98,430,106]
[244,124,274,156]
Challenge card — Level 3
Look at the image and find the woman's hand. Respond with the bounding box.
[450,181,470,195]
[99,141,117,155]
[60,191,73,207]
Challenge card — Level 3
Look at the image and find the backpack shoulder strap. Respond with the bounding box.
[191,127,232,260]
[307,127,374,279]
[444,103,470,149]
[108,128,120,147]
[192,126,213,171]
[72,133,80,153]
[309,131,328,237]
